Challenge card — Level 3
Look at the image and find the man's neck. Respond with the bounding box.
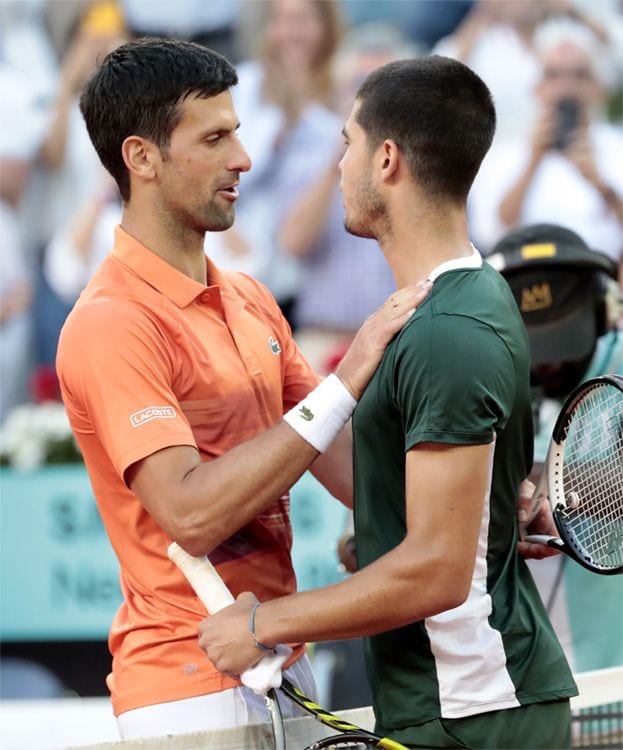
[121,204,208,285]
[382,201,473,287]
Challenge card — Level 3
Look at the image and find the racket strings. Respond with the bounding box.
[559,385,623,568]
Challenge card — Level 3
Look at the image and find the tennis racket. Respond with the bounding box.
[523,374,623,575]
[167,542,408,750]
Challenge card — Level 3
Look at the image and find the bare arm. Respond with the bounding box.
[127,281,430,556]
[338,477,560,569]
[126,426,319,557]
[498,107,555,227]
[447,2,495,64]
[39,88,74,169]
[39,36,87,169]
[0,158,31,206]
[309,422,353,508]
[498,154,542,228]
[556,0,611,45]
[40,30,123,168]
[564,131,623,225]
[279,158,341,258]
[198,441,492,674]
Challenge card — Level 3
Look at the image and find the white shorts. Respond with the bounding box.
[117,654,317,740]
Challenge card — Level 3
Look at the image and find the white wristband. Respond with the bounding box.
[283,374,357,453]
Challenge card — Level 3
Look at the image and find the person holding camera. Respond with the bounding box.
[469,17,623,282]
[487,222,623,673]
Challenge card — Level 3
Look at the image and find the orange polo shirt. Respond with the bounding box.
[56,226,320,715]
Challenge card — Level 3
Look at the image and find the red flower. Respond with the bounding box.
[322,339,353,376]
[30,365,62,403]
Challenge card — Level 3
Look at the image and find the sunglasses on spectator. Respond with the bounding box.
[543,66,593,81]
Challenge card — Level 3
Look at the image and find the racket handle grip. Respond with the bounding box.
[167,542,235,613]
[523,535,565,549]
[167,542,288,693]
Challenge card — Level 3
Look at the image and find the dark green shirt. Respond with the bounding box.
[352,256,577,733]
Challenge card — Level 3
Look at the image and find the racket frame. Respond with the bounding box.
[531,375,623,575]
[167,542,409,750]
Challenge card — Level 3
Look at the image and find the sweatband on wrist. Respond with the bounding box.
[249,603,273,652]
[283,373,357,453]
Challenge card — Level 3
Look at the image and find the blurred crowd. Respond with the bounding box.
[1,0,622,425]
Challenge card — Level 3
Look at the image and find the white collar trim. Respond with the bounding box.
[427,245,482,282]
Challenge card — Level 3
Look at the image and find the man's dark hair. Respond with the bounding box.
[355,55,496,204]
[80,38,238,201]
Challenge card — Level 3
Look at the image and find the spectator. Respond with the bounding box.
[487,222,622,410]
[41,1,344,315]
[280,22,421,372]
[433,0,547,142]
[487,222,623,671]
[1,204,34,424]
[0,59,48,422]
[35,1,127,250]
[207,0,343,326]
[468,17,623,276]
[20,2,128,367]
[433,1,620,143]
[1,0,58,277]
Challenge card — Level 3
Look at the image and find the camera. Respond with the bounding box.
[552,98,580,150]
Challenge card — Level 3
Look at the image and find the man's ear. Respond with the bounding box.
[121,136,160,183]
[379,139,400,183]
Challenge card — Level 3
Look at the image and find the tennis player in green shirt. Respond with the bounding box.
[198,56,577,749]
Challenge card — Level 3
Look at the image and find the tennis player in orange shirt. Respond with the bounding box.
[56,37,431,740]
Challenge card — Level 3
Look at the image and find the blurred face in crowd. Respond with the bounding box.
[264,0,327,69]
[154,91,251,233]
[339,100,387,240]
[537,42,602,110]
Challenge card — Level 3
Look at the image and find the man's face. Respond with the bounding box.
[156,91,251,233]
[339,100,387,240]
[265,0,325,69]
[537,42,600,111]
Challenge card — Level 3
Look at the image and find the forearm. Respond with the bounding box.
[39,90,72,169]
[498,155,540,227]
[0,159,29,206]
[452,24,480,64]
[595,181,623,224]
[173,423,319,555]
[182,400,354,552]
[279,166,337,257]
[309,422,353,507]
[253,541,465,645]
[257,446,484,644]
[198,442,485,674]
